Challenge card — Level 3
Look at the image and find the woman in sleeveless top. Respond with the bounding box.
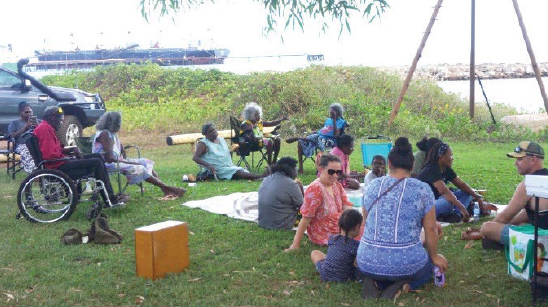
[93,112,186,199]
[193,123,269,180]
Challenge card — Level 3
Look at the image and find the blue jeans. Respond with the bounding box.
[362,258,434,290]
[435,190,473,218]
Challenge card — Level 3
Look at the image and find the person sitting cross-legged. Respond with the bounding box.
[93,111,186,199]
[193,123,269,180]
[33,107,126,206]
[481,141,548,249]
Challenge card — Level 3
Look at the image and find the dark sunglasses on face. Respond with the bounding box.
[327,169,343,176]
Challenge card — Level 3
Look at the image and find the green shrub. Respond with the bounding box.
[41,63,541,141]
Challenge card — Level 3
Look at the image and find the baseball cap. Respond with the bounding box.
[507,141,544,159]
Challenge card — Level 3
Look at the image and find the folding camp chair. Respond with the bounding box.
[1,134,23,179]
[361,135,392,169]
[75,136,144,196]
[229,116,268,172]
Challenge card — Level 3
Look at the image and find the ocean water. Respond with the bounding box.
[23,56,548,114]
[437,77,548,114]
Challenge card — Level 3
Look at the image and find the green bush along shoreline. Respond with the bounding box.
[42,63,547,142]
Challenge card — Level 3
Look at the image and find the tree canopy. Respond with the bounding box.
[139,0,389,34]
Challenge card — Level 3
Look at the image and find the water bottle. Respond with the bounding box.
[434,266,445,287]
[473,201,480,221]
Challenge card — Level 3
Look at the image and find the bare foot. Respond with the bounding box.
[164,187,186,198]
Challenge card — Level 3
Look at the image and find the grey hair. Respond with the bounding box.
[241,102,263,121]
[329,103,344,118]
[95,111,122,133]
[202,122,215,135]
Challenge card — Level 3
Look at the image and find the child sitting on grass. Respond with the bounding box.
[311,209,363,282]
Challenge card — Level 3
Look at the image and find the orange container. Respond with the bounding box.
[135,221,190,280]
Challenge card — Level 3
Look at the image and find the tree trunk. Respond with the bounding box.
[388,0,444,125]
[512,0,548,114]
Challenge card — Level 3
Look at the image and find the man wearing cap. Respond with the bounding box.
[33,107,125,206]
[480,141,548,248]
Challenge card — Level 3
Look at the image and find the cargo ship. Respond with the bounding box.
[27,44,230,70]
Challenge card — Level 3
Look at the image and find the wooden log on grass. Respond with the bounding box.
[166,126,279,146]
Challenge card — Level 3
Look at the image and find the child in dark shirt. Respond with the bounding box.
[311,209,363,282]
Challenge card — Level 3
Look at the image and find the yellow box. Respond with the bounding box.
[135,221,189,280]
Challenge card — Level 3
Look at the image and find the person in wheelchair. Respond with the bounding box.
[286,103,349,174]
[93,111,186,199]
[33,107,127,206]
[240,102,287,166]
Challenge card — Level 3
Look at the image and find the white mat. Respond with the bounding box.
[182,192,260,223]
[181,188,508,226]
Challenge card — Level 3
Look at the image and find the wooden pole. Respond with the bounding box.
[469,0,476,118]
[512,0,548,114]
[388,0,444,125]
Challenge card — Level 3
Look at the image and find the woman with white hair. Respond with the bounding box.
[93,111,186,199]
[286,103,349,174]
[240,102,287,165]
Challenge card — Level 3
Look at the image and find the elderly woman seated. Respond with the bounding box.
[286,103,349,173]
[93,111,186,199]
[258,157,304,230]
[193,123,268,180]
[240,102,287,165]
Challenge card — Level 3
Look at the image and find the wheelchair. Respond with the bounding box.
[16,134,115,223]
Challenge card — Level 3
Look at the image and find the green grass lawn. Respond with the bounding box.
[0,139,542,307]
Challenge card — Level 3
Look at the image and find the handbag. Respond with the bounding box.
[506,224,548,281]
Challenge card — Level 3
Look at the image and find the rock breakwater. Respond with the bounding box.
[378,63,548,81]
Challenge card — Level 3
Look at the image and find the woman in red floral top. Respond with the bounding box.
[286,154,354,249]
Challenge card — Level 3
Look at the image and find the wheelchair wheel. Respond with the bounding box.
[17,169,78,223]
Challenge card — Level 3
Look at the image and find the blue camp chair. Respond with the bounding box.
[361,135,392,169]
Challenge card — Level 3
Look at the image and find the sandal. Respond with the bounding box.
[361,277,379,299]
[379,280,410,299]
[461,227,483,240]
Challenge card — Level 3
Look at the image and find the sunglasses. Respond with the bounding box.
[327,169,343,176]
[515,146,543,158]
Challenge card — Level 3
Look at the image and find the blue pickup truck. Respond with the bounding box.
[0,59,106,145]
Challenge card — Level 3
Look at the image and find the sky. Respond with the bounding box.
[1,0,548,67]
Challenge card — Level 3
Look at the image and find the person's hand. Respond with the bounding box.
[476,198,486,211]
[284,243,299,252]
[74,147,83,159]
[460,209,471,223]
[436,222,443,239]
[432,254,448,273]
[378,168,386,176]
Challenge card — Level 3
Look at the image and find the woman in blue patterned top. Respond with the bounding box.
[357,137,448,300]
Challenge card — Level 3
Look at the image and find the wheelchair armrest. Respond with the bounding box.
[123,144,141,159]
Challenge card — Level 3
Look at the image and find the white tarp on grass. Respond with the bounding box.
[181,189,507,225]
